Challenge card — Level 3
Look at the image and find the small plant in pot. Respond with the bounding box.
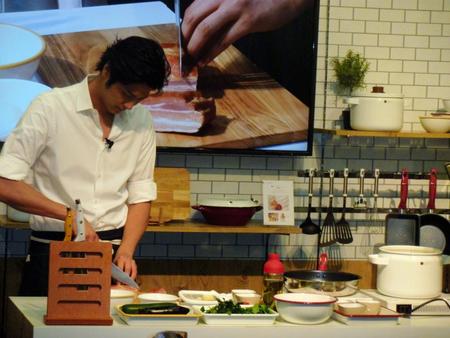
[331,50,369,129]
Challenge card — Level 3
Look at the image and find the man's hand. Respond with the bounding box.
[72,216,99,241]
[114,251,138,280]
[182,0,313,66]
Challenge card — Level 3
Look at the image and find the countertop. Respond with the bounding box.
[7,296,450,338]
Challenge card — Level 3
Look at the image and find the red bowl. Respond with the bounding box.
[192,200,262,226]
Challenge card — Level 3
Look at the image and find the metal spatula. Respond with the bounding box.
[320,169,337,246]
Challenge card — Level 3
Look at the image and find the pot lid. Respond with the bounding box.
[198,199,260,208]
[379,245,442,255]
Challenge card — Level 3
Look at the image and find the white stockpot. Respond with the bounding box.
[369,245,450,299]
[344,92,404,131]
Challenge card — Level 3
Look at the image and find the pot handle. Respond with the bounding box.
[191,205,205,211]
[368,254,389,265]
[343,97,359,105]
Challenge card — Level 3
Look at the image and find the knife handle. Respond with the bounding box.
[63,207,73,242]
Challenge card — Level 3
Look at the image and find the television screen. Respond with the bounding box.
[0,0,319,156]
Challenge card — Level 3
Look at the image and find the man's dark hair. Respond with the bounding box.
[96,36,171,92]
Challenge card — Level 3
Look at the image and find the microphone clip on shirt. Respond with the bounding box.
[104,138,114,150]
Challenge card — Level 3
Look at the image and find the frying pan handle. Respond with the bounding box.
[398,168,409,210]
[427,168,437,210]
[368,254,389,265]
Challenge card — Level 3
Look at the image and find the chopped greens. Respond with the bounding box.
[201,300,271,315]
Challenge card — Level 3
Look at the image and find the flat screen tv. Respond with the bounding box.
[0,0,319,156]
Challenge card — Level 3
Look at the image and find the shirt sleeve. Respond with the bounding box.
[127,109,157,204]
[0,96,50,181]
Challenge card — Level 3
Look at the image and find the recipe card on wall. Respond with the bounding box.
[262,180,295,226]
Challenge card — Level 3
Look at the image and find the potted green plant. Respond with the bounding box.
[331,50,369,129]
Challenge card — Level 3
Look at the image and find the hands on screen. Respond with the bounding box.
[181,0,314,66]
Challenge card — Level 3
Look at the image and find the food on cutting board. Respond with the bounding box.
[140,43,216,134]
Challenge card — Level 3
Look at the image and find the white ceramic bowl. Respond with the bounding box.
[419,116,450,133]
[0,23,46,80]
[0,79,51,141]
[110,288,137,314]
[274,293,336,324]
[137,292,179,303]
[234,293,262,305]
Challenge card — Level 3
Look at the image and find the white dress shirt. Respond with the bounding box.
[0,77,157,232]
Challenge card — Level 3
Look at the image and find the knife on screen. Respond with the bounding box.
[174,0,183,76]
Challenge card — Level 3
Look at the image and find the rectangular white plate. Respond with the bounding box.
[194,307,279,325]
[116,305,200,326]
[332,307,401,326]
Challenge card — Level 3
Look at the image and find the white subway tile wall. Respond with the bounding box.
[1,1,449,263]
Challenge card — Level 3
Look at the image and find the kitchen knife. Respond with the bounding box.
[73,199,85,242]
[174,0,183,75]
[111,262,140,290]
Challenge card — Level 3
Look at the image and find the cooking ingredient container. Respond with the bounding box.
[369,245,450,299]
[344,87,404,131]
[263,253,285,307]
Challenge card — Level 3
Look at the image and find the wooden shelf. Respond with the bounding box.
[0,215,300,235]
[315,128,450,139]
[147,220,300,234]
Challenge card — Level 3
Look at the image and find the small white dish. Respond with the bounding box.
[337,302,366,315]
[178,290,222,305]
[137,292,178,303]
[116,304,199,326]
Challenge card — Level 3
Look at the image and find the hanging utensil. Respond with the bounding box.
[300,168,320,234]
[319,169,337,247]
[371,168,384,234]
[419,168,450,255]
[354,168,367,208]
[336,168,353,244]
[385,168,420,245]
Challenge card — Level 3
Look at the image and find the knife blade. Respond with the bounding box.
[174,0,183,76]
[111,262,140,290]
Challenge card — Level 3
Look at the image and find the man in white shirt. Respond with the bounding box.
[0,36,171,295]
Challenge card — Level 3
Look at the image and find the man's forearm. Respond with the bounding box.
[116,202,151,257]
[0,177,66,220]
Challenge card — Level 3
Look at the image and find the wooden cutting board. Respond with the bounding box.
[149,167,191,224]
[38,24,309,149]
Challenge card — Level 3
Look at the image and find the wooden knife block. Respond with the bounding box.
[44,241,113,325]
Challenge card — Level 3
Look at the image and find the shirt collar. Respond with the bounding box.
[75,75,96,113]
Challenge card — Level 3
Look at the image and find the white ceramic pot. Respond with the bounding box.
[344,92,404,131]
[369,245,450,299]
